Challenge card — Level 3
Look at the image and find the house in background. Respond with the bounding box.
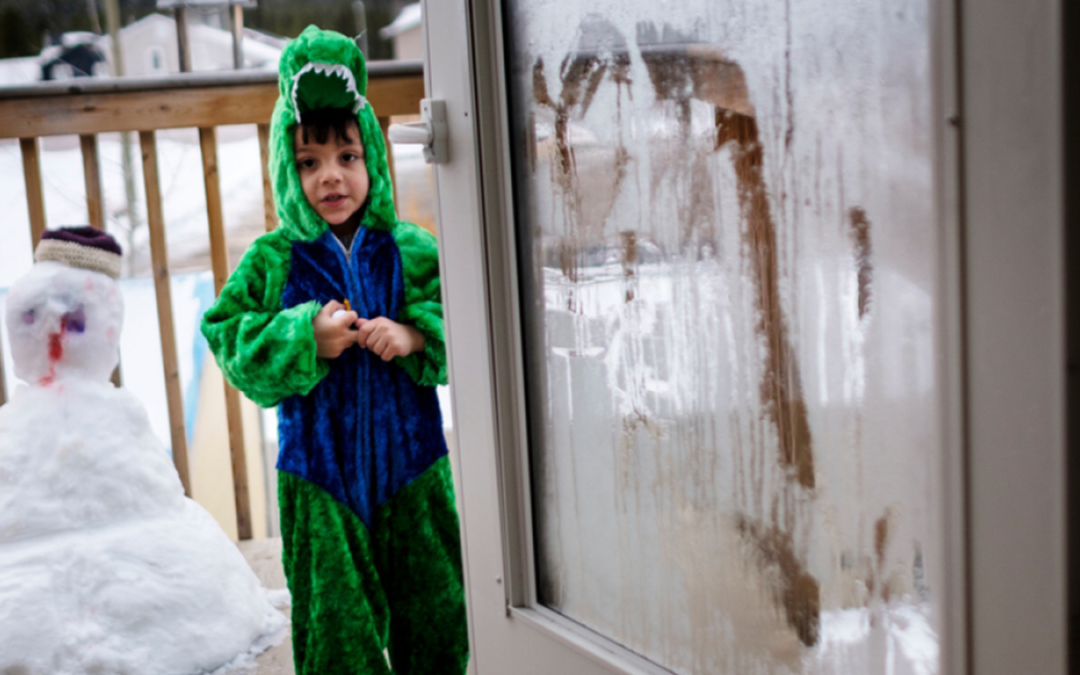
[99,13,283,77]
[0,12,284,86]
[380,3,421,60]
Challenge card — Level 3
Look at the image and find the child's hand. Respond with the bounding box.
[313,301,359,358]
[356,317,425,362]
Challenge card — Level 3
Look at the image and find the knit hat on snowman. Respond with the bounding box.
[33,226,123,279]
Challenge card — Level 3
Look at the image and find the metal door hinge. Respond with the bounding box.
[388,98,448,164]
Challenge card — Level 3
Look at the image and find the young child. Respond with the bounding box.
[201,26,468,675]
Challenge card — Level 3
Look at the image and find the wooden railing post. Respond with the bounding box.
[79,134,105,229]
[139,130,192,496]
[79,132,123,388]
[378,117,399,209]
[199,126,254,540]
[257,123,277,232]
[9,137,46,409]
[19,138,46,246]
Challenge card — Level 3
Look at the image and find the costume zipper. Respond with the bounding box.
[328,229,369,503]
[329,229,362,313]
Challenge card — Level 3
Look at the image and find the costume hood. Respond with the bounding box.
[270,26,398,241]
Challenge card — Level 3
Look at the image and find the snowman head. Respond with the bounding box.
[5,227,124,386]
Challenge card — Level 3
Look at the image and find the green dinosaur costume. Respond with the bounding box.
[201,26,468,675]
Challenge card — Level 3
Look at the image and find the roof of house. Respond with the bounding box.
[156,0,256,8]
[380,3,421,39]
[0,57,42,86]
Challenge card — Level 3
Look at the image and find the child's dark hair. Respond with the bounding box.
[298,107,362,145]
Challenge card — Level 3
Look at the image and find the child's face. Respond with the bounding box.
[294,122,370,228]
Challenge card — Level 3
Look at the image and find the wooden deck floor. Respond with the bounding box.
[238,537,294,675]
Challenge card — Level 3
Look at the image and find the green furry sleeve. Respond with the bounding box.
[201,233,328,407]
[393,222,448,387]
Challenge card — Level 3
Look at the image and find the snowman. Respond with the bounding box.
[0,227,285,675]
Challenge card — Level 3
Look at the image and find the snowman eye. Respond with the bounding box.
[62,307,86,334]
[21,309,35,325]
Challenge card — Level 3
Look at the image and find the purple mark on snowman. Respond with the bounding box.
[63,306,86,334]
[22,309,35,325]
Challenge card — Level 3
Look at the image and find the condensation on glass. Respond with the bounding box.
[504,0,938,673]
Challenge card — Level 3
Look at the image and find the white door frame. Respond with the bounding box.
[423,0,675,669]
[958,0,1067,673]
[423,0,1068,673]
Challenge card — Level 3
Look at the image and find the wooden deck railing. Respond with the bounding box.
[0,62,425,539]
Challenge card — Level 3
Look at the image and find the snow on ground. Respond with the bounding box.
[810,602,938,675]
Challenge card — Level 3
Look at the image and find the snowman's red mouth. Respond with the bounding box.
[40,317,67,386]
[39,332,62,386]
[48,332,62,363]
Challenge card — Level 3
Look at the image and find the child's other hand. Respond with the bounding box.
[313,301,359,358]
[356,317,425,362]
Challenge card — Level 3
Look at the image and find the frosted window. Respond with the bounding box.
[504,1,939,673]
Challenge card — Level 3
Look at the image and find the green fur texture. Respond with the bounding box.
[392,223,447,386]
[202,25,447,398]
[372,456,468,674]
[281,457,469,675]
[201,229,327,407]
[269,25,445,385]
[270,25,398,242]
[280,470,393,675]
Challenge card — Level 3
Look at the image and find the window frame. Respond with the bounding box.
[426,0,1069,673]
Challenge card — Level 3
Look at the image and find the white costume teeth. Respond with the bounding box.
[291,61,368,123]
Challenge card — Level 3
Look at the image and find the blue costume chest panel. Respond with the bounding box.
[276,228,447,527]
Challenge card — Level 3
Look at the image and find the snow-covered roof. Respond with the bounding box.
[37,45,65,64]
[61,32,101,47]
[243,27,288,50]
[380,3,421,39]
[0,57,41,86]
[156,0,256,8]
[186,22,282,65]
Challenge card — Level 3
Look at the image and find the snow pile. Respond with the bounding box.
[0,261,285,675]
[810,603,938,675]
